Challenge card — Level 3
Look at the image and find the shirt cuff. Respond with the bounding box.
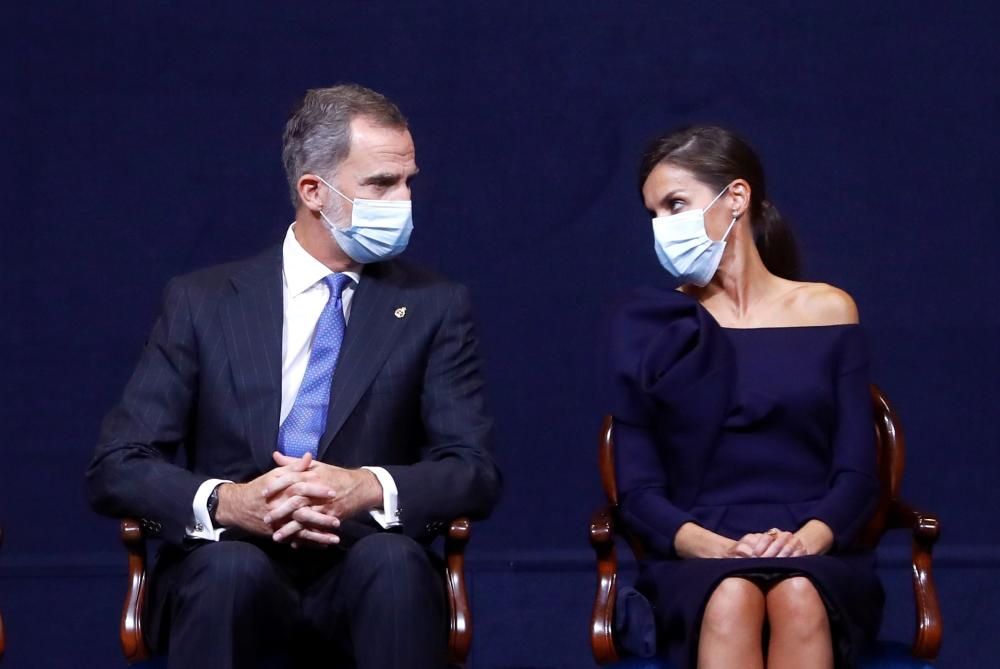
[362,466,402,528]
[186,478,232,541]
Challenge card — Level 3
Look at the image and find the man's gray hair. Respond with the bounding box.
[281,84,408,206]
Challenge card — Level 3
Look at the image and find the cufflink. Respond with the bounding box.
[194,522,205,533]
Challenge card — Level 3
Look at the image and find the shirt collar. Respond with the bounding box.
[282,223,362,297]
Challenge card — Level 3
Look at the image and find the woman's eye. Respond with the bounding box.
[669,199,685,213]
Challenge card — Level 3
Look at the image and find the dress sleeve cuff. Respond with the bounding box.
[362,466,402,529]
[186,478,231,541]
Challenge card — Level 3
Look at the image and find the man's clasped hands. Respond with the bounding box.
[214,452,383,548]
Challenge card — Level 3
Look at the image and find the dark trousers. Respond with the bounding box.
[148,532,448,669]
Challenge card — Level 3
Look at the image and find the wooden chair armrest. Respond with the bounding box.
[590,506,620,665]
[444,518,472,667]
[120,518,150,664]
[887,501,942,660]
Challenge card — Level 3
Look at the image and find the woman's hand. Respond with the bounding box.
[794,519,835,556]
[729,529,807,558]
[674,522,739,559]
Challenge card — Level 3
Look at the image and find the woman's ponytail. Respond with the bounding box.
[753,199,800,280]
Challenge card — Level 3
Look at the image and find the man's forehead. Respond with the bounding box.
[349,118,413,153]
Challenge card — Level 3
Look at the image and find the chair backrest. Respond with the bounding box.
[598,384,906,550]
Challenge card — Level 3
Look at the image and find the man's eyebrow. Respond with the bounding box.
[359,172,402,186]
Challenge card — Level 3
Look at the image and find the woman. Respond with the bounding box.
[607,125,883,668]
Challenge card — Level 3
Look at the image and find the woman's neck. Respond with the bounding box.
[691,224,781,321]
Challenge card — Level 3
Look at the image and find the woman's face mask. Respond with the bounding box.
[651,184,736,287]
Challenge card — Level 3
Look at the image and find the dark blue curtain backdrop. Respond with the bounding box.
[1,2,998,668]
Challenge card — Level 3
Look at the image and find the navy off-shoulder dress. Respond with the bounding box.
[607,288,884,668]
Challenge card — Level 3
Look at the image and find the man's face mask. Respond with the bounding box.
[316,174,413,264]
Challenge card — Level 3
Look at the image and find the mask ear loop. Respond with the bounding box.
[720,215,738,243]
[704,183,730,212]
[314,175,356,232]
[315,174,355,205]
[706,183,737,242]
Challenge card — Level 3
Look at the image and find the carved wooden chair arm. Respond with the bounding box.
[120,518,150,664]
[589,506,620,665]
[444,517,472,667]
[887,500,942,660]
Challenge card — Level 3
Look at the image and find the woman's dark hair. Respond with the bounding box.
[639,125,800,280]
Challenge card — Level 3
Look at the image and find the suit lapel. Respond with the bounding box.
[317,261,408,460]
[220,246,284,473]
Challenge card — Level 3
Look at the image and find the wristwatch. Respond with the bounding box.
[207,484,222,526]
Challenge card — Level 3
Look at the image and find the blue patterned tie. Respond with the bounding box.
[278,273,353,458]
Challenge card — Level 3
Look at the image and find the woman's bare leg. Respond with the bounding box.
[765,576,833,669]
[697,577,766,669]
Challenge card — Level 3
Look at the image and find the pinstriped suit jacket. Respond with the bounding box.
[86,244,501,546]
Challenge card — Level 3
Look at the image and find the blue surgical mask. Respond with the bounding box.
[651,184,736,287]
[316,175,413,264]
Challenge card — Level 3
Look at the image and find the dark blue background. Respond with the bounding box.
[1,2,997,667]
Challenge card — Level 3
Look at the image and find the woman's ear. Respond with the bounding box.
[729,179,752,218]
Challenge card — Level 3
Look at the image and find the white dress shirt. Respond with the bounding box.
[187,224,400,540]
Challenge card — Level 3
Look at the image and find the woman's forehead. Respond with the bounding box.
[644,163,707,195]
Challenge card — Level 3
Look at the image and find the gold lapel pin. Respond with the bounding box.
[394,307,407,319]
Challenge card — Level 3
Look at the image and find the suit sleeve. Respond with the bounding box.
[807,329,880,549]
[383,285,502,539]
[85,277,211,544]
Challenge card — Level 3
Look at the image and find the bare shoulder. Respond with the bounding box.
[787,282,859,325]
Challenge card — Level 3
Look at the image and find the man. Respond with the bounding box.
[86,84,501,669]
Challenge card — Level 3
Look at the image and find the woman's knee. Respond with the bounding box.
[766,577,829,637]
[701,577,765,637]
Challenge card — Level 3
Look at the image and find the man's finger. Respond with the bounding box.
[272,519,304,543]
[266,495,310,526]
[262,471,302,499]
[288,481,336,500]
[272,450,296,467]
[295,529,340,545]
[292,506,341,530]
[272,451,312,471]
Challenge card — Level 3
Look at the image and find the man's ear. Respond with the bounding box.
[729,179,752,218]
[298,174,325,212]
